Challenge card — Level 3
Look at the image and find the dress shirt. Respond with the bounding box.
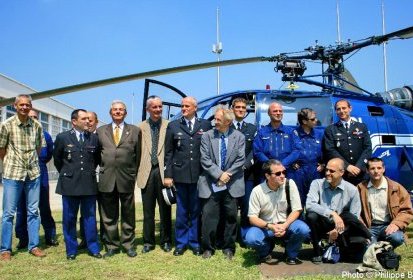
[367,179,390,223]
[306,178,361,218]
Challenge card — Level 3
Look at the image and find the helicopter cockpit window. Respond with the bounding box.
[256,93,332,127]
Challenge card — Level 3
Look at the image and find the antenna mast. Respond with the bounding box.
[381,0,388,91]
[212,7,223,95]
[336,0,341,43]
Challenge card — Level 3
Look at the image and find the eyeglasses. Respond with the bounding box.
[325,168,342,174]
[269,170,286,177]
[307,118,317,121]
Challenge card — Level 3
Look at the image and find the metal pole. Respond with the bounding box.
[212,7,223,95]
[336,0,341,43]
[382,0,388,91]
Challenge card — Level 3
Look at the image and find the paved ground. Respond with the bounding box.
[0,180,143,215]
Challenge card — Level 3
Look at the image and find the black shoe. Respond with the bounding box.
[223,249,234,260]
[192,247,201,256]
[285,257,302,265]
[202,250,213,259]
[16,240,28,250]
[67,254,76,260]
[46,239,59,247]
[103,249,120,258]
[89,252,103,259]
[141,244,155,253]
[125,248,137,258]
[161,243,172,252]
[173,247,186,256]
[311,255,323,264]
[78,240,87,249]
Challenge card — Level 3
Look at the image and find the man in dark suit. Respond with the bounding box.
[230,97,257,241]
[198,108,245,260]
[54,109,101,260]
[97,100,141,258]
[136,96,172,253]
[164,97,212,256]
[323,99,372,185]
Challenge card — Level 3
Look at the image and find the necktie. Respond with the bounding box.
[188,121,192,132]
[151,124,159,165]
[114,126,120,145]
[237,122,241,130]
[344,123,349,133]
[220,134,226,170]
[79,133,84,145]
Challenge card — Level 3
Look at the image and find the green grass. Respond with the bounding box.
[2,204,413,280]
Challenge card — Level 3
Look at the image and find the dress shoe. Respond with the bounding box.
[103,249,120,258]
[311,255,323,264]
[192,247,201,256]
[46,239,59,247]
[67,254,76,260]
[141,244,155,254]
[78,240,87,249]
[259,254,272,264]
[202,250,212,259]
[223,249,234,260]
[161,243,172,252]
[173,247,186,256]
[16,240,28,250]
[125,248,137,258]
[0,251,11,261]
[89,252,102,259]
[285,257,302,265]
[30,247,46,258]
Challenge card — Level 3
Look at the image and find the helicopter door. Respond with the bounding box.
[141,79,187,121]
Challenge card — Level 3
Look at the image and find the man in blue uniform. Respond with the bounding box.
[291,108,324,207]
[323,99,372,186]
[15,109,58,249]
[253,102,302,180]
[230,97,257,240]
[54,109,101,260]
[164,96,212,256]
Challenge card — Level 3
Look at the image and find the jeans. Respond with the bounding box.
[244,219,310,258]
[1,177,41,252]
[370,224,404,248]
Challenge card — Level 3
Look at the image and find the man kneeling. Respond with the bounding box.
[244,159,310,265]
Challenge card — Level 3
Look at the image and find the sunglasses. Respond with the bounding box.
[307,118,317,121]
[325,168,340,174]
[270,170,287,177]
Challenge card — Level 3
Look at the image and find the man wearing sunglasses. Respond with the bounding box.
[244,159,310,265]
[306,158,371,264]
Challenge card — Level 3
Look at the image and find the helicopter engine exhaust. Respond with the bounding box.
[376,85,413,111]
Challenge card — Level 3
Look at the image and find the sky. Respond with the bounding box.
[1,0,413,124]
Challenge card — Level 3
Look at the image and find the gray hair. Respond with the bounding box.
[146,95,162,109]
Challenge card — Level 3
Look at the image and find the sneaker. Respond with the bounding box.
[259,254,272,264]
[311,255,322,264]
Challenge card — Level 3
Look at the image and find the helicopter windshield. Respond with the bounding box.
[256,93,333,128]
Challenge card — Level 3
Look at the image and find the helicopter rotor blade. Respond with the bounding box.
[0,56,268,107]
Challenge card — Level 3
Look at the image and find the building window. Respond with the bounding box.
[39,112,49,132]
[62,120,70,132]
[51,116,61,138]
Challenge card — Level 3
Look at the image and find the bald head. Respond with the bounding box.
[268,102,283,127]
[325,158,345,187]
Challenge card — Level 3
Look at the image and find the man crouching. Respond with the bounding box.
[244,159,310,265]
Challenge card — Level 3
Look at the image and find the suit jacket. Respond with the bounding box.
[54,129,99,196]
[135,118,169,189]
[198,128,245,199]
[164,117,212,184]
[97,123,141,193]
[323,120,372,169]
[230,121,257,180]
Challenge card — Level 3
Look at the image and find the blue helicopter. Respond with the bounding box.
[0,26,412,188]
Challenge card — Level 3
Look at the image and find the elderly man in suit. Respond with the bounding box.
[136,96,172,253]
[97,100,141,258]
[164,96,212,256]
[199,108,245,260]
[54,109,101,260]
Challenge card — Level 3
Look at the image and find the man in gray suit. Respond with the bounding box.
[198,108,245,260]
[97,100,141,258]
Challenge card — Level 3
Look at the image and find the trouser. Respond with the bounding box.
[141,165,172,246]
[175,183,201,249]
[244,220,310,258]
[15,183,56,243]
[370,223,404,249]
[62,195,100,256]
[1,177,40,252]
